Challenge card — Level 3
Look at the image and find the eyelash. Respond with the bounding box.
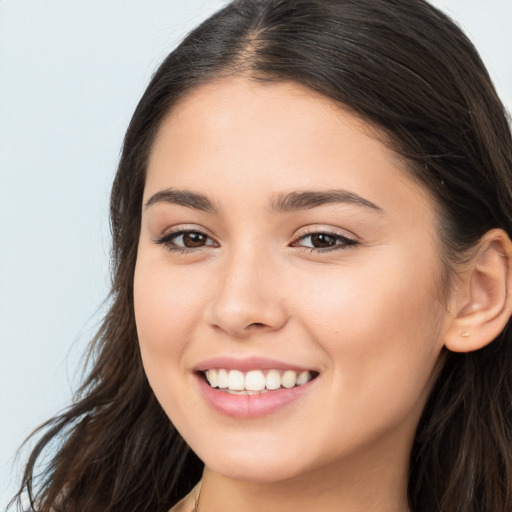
[291,230,359,253]
[154,228,359,254]
[154,229,218,254]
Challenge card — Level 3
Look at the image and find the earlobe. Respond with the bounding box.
[444,229,512,353]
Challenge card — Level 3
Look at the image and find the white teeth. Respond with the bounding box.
[265,369,281,390]
[297,370,310,386]
[204,368,314,392]
[205,369,218,388]
[217,369,228,389]
[226,389,268,395]
[281,370,297,389]
[227,369,245,391]
[245,370,266,391]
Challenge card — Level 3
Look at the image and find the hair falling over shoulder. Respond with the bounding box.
[9,1,512,511]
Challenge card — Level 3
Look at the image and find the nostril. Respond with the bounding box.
[248,322,266,329]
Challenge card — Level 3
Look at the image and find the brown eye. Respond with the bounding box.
[155,230,217,252]
[292,231,358,252]
[182,232,208,247]
[310,233,337,248]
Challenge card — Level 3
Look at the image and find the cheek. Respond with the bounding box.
[134,255,201,357]
[133,250,208,419]
[297,246,441,340]
[293,247,444,421]
[133,260,212,436]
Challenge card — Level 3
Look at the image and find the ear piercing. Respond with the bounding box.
[461,330,471,337]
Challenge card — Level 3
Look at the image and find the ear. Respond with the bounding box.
[444,229,512,353]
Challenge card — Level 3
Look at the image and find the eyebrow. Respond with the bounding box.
[145,188,218,213]
[144,187,382,215]
[270,189,382,213]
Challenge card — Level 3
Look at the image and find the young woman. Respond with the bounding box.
[11,0,512,511]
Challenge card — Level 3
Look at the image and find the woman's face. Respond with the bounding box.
[134,77,450,484]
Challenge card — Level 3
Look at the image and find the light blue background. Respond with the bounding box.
[1,0,511,507]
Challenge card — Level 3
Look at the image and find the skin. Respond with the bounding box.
[134,77,460,512]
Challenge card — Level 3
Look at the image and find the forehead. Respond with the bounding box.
[145,77,436,230]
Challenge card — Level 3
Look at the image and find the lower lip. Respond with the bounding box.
[196,375,317,419]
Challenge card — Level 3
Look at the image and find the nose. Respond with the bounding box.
[204,248,289,339]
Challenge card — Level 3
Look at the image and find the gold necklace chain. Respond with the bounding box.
[192,486,201,512]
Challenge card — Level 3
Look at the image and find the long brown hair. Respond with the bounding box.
[10,1,512,511]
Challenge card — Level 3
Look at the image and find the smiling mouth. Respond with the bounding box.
[201,369,319,395]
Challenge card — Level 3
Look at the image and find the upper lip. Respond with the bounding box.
[195,356,315,373]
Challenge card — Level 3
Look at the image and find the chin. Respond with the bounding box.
[190,433,321,484]
[204,455,306,484]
